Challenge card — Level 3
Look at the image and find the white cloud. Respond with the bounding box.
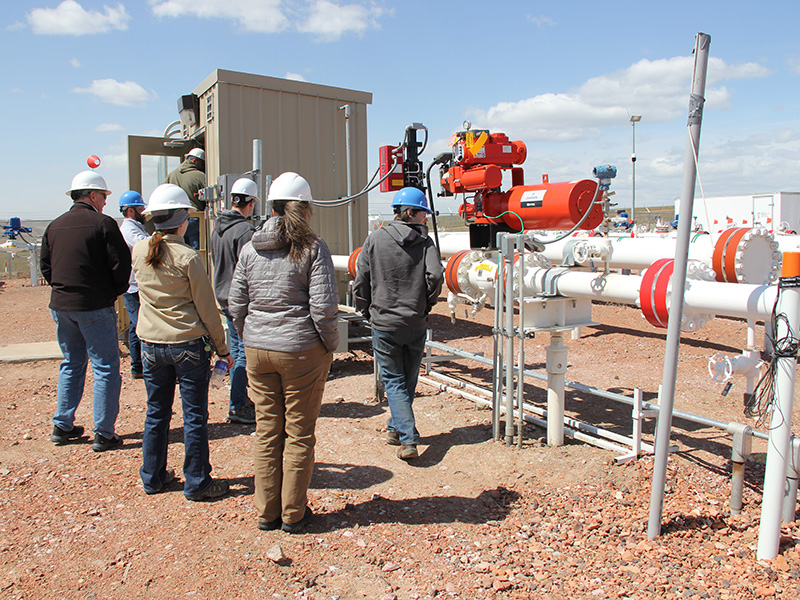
[285,72,307,82]
[149,0,289,33]
[470,56,770,142]
[297,0,384,42]
[96,123,125,132]
[149,0,386,39]
[70,58,81,68]
[787,57,800,76]
[526,15,554,27]
[28,1,130,35]
[72,79,151,106]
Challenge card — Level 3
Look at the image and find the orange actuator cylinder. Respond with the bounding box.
[483,179,603,231]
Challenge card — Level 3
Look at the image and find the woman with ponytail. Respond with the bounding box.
[132,184,233,501]
[228,172,339,534]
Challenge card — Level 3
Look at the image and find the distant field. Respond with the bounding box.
[2,207,677,280]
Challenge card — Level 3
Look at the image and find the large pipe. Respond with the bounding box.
[435,229,781,286]
[442,251,779,325]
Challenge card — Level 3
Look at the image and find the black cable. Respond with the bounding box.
[746,284,799,428]
[424,160,442,251]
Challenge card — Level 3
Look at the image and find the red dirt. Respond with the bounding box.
[0,277,798,599]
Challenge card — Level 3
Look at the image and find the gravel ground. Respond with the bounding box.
[0,277,798,599]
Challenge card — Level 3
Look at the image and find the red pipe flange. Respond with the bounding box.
[640,258,674,328]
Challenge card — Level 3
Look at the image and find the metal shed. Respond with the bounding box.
[128,69,373,259]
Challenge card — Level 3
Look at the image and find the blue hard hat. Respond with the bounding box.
[119,190,146,209]
[391,187,431,213]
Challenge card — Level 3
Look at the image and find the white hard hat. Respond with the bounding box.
[66,170,111,196]
[187,148,205,161]
[144,184,194,214]
[231,177,259,200]
[267,172,312,202]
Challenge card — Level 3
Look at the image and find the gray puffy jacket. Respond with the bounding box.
[228,217,339,353]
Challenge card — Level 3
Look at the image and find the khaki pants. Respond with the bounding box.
[245,343,332,524]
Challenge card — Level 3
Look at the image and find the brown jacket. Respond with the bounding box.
[132,235,228,355]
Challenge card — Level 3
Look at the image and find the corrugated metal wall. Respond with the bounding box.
[192,70,372,259]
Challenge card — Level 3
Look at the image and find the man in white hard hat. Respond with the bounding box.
[209,177,258,425]
[164,147,206,249]
[40,171,132,453]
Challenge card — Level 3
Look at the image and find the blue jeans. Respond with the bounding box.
[184,217,200,250]
[223,310,249,411]
[140,339,212,496]
[51,307,121,438]
[123,292,142,375]
[372,327,427,446]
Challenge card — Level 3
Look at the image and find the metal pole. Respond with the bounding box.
[341,105,354,255]
[516,236,525,449]
[503,235,516,446]
[631,120,636,226]
[492,237,504,440]
[252,139,262,219]
[783,436,800,523]
[757,284,800,559]
[648,32,711,540]
[546,332,567,446]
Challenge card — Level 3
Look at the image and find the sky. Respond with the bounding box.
[2,0,800,221]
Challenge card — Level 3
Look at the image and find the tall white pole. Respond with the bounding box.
[631,121,637,226]
[757,254,800,559]
[648,32,711,540]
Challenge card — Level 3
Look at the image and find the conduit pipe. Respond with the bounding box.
[419,370,630,455]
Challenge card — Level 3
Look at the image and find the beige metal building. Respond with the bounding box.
[128,69,373,261]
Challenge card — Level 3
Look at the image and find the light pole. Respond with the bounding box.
[630,115,641,227]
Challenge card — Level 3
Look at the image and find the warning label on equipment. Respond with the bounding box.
[519,190,546,208]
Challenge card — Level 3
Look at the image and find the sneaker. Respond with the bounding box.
[227,402,256,425]
[397,444,419,460]
[143,467,175,495]
[281,506,313,534]
[51,425,85,445]
[92,433,123,452]
[185,479,229,502]
[257,517,282,531]
[385,430,400,446]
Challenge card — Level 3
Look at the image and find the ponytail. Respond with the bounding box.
[273,200,316,262]
[145,228,179,268]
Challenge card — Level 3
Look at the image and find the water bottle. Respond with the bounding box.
[209,359,228,388]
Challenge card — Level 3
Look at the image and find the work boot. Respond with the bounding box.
[281,506,313,534]
[227,401,256,425]
[92,433,123,452]
[397,445,419,460]
[51,425,85,445]
[185,479,229,502]
[385,430,400,446]
[143,467,175,495]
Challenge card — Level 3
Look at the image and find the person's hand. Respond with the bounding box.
[219,353,234,370]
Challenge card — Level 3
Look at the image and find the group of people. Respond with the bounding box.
[40,154,443,533]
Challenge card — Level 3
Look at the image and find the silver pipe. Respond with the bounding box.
[649,33,711,540]
[253,139,262,219]
[492,234,503,440]
[503,235,515,446]
[419,373,629,454]
[517,236,525,449]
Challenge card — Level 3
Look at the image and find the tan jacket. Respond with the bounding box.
[132,235,228,355]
